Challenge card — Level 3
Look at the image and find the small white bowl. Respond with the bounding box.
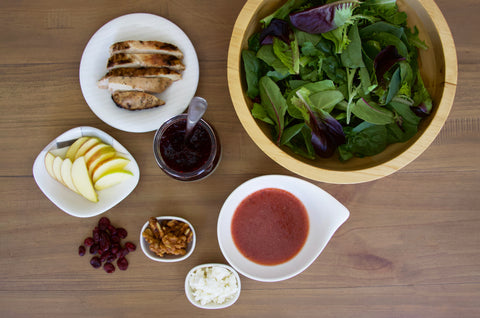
[140,216,196,262]
[32,126,140,218]
[217,175,349,282]
[185,263,241,309]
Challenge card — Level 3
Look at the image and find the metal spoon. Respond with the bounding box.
[185,96,208,142]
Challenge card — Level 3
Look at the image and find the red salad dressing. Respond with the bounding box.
[231,188,309,265]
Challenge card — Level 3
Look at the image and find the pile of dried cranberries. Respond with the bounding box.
[78,217,136,273]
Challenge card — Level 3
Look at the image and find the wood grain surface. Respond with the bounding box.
[0,0,479,317]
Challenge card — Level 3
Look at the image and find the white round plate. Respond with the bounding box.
[33,126,140,218]
[79,13,199,133]
[217,175,350,282]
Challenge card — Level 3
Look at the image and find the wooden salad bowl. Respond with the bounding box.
[227,0,457,184]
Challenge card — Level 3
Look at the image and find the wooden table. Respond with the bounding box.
[1,0,479,317]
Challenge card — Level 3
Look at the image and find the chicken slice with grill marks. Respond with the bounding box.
[111,91,165,110]
[104,77,172,94]
[107,53,185,71]
[97,67,182,89]
[110,40,183,59]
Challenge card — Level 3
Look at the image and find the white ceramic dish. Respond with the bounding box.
[185,263,241,309]
[217,175,349,282]
[79,13,200,133]
[33,126,140,218]
[140,216,196,262]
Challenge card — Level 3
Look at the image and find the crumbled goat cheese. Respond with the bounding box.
[188,266,238,306]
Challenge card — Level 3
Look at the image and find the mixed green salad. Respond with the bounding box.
[242,0,432,161]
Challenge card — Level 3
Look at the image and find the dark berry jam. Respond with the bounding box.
[159,119,212,173]
[154,114,221,181]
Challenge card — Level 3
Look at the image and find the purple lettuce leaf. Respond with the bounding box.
[294,88,345,158]
[373,45,405,87]
[289,0,360,34]
[260,18,292,45]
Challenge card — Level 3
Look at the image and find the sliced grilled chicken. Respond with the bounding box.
[107,53,185,71]
[112,91,165,110]
[110,40,183,59]
[101,77,173,93]
[97,67,182,88]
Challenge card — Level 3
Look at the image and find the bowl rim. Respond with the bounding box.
[184,263,241,309]
[227,0,458,184]
[139,216,196,262]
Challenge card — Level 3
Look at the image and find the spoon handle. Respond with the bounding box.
[185,96,208,140]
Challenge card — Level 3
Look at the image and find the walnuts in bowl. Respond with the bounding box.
[142,217,194,259]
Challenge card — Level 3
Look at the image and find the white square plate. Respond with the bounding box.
[33,126,140,217]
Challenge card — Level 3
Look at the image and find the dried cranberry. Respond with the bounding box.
[116,228,127,239]
[104,262,115,273]
[111,235,121,243]
[125,242,136,252]
[78,245,86,256]
[100,251,109,263]
[117,257,128,270]
[99,232,111,252]
[106,252,117,263]
[107,225,116,234]
[90,256,102,268]
[84,237,94,247]
[93,227,100,242]
[111,244,120,255]
[98,217,110,230]
[89,244,99,255]
[120,248,129,258]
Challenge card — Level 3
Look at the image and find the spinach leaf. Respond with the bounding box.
[359,21,405,41]
[280,122,305,145]
[256,45,291,80]
[295,29,323,47]
[251,102,274,125]
[385,66,401,104]
[352,98,395,125]
[248,33,261,52]
[341,24,365,68]
[385,99,421,143]
[242,50,262,99]
[259,76,288,144]
[340,122,388,158]
[285,125,316,160]
[310,90,345,113]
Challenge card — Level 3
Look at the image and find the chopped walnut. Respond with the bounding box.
[142,217,193,257]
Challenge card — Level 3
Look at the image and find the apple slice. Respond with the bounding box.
[74,137,101,160]
[94,170,133,191]
[91,157,130,183]
[87,146,116,173]
[72,156,98,202]
[84,143,110,164]
[52,156,65,184]
[44,152,56,179]
[60,158,78,193]
[65,136,89,161]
